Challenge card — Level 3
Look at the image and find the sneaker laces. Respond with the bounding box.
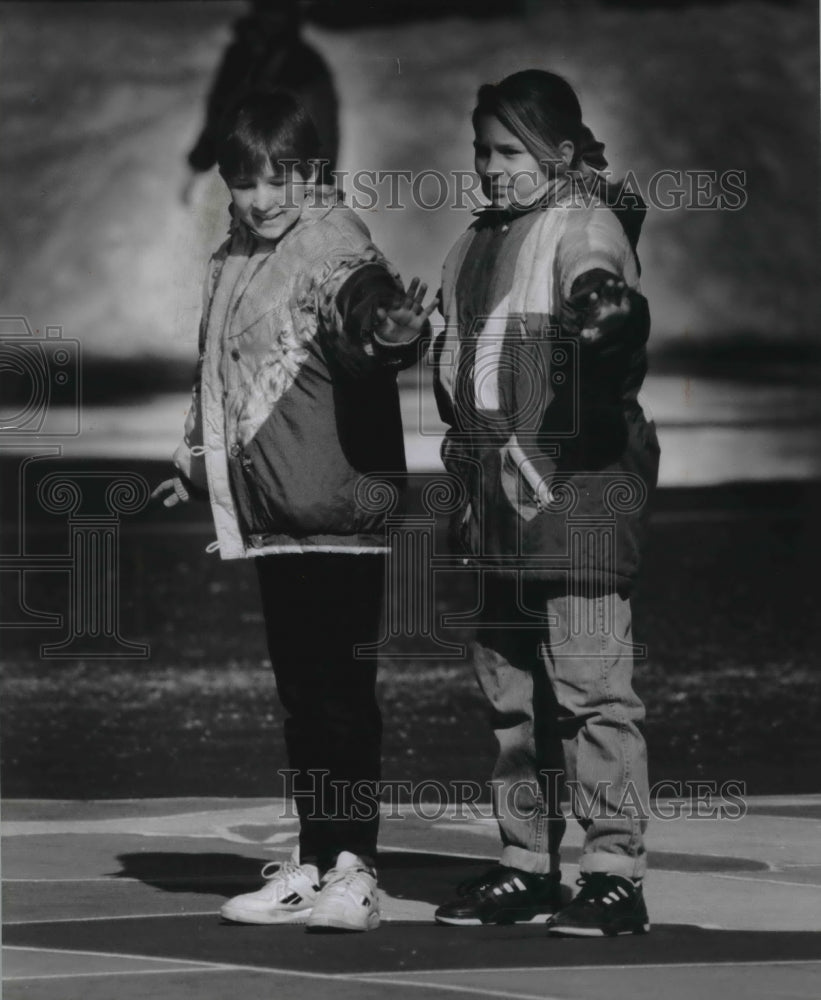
[258,858,318,896]
[320,863,375,897]
[260,859,302,881]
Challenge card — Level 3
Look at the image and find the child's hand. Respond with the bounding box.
[151,476,192,508]
[375,277,438,344]
[580,278,632,345]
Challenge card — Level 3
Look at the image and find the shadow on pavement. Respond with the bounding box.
[111,847,768,908]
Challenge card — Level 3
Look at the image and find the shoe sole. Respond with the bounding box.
[547,923,651,937]
[220,906,314,925]
[435,912,556,926]
[306,915,380,933]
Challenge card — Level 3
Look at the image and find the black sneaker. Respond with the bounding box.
[435,866,566,926]
[546,873,650,937]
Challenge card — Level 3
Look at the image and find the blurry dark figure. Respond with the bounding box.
[304,0,526,25]
[182,0,339,202]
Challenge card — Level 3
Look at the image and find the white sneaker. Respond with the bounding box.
[306,851,380,932]
[220,847,320,924]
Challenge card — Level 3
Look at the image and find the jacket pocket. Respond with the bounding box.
[236,433,380,539]
[231,452,285,536]
[499,438,558,522]
[447,500,474,554]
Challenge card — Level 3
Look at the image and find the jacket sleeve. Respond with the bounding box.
[555,203,647,350]
[171,255,214,498]
[560,267,650,464]
[561,267,650,357]
[316,259,429,377]
[171,322,209,498]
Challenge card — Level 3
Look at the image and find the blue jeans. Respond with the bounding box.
[472,576,648,879]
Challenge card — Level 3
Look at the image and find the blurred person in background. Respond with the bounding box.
[432,69,659,937]
[155,91,433,932]
[182,0,338,204]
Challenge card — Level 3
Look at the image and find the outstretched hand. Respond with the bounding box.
[375,277,438,344]
[580,278,632,345]
[151,476,191,508]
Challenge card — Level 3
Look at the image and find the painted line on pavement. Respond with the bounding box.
[3,968,227,983]
[0,943,361,983]
[340,976,567,1000]
[711,873,821,890]
[4,911,222,925]
[357,959,821,977]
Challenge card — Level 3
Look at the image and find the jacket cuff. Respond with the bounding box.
[372,318,430,368]
[562,268,649,352]
[326,262,426,374]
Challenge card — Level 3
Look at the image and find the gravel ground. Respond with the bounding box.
[2,463,819,799]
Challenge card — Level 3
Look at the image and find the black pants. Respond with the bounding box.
[256,554,384,873]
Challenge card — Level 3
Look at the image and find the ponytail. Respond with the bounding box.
[473,70,607,171]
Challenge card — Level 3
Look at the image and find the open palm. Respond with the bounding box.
[375,277,437,343]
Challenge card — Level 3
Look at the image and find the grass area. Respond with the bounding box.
[2,464,820,799]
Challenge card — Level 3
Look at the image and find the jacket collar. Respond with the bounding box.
[471,167,602,223]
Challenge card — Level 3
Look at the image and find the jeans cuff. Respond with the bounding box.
[579,851,646,880]
[500,845,561,875]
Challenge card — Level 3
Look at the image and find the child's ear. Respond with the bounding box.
[557,140,575,169]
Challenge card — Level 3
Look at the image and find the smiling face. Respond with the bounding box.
[473,115,551,210]
[228,161,311,241]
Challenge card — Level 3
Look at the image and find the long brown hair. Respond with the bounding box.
[472,70,607,172]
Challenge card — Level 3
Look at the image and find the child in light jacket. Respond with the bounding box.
[155,91,433,933]
[432,70,659,937]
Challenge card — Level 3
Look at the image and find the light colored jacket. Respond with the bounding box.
[433,191,659,592]
[175,193,422,559]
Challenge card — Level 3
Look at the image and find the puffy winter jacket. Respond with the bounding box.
[433,186,660,593]
[174,193,425,558]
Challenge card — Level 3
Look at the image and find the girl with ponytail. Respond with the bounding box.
[433,70,659,938]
